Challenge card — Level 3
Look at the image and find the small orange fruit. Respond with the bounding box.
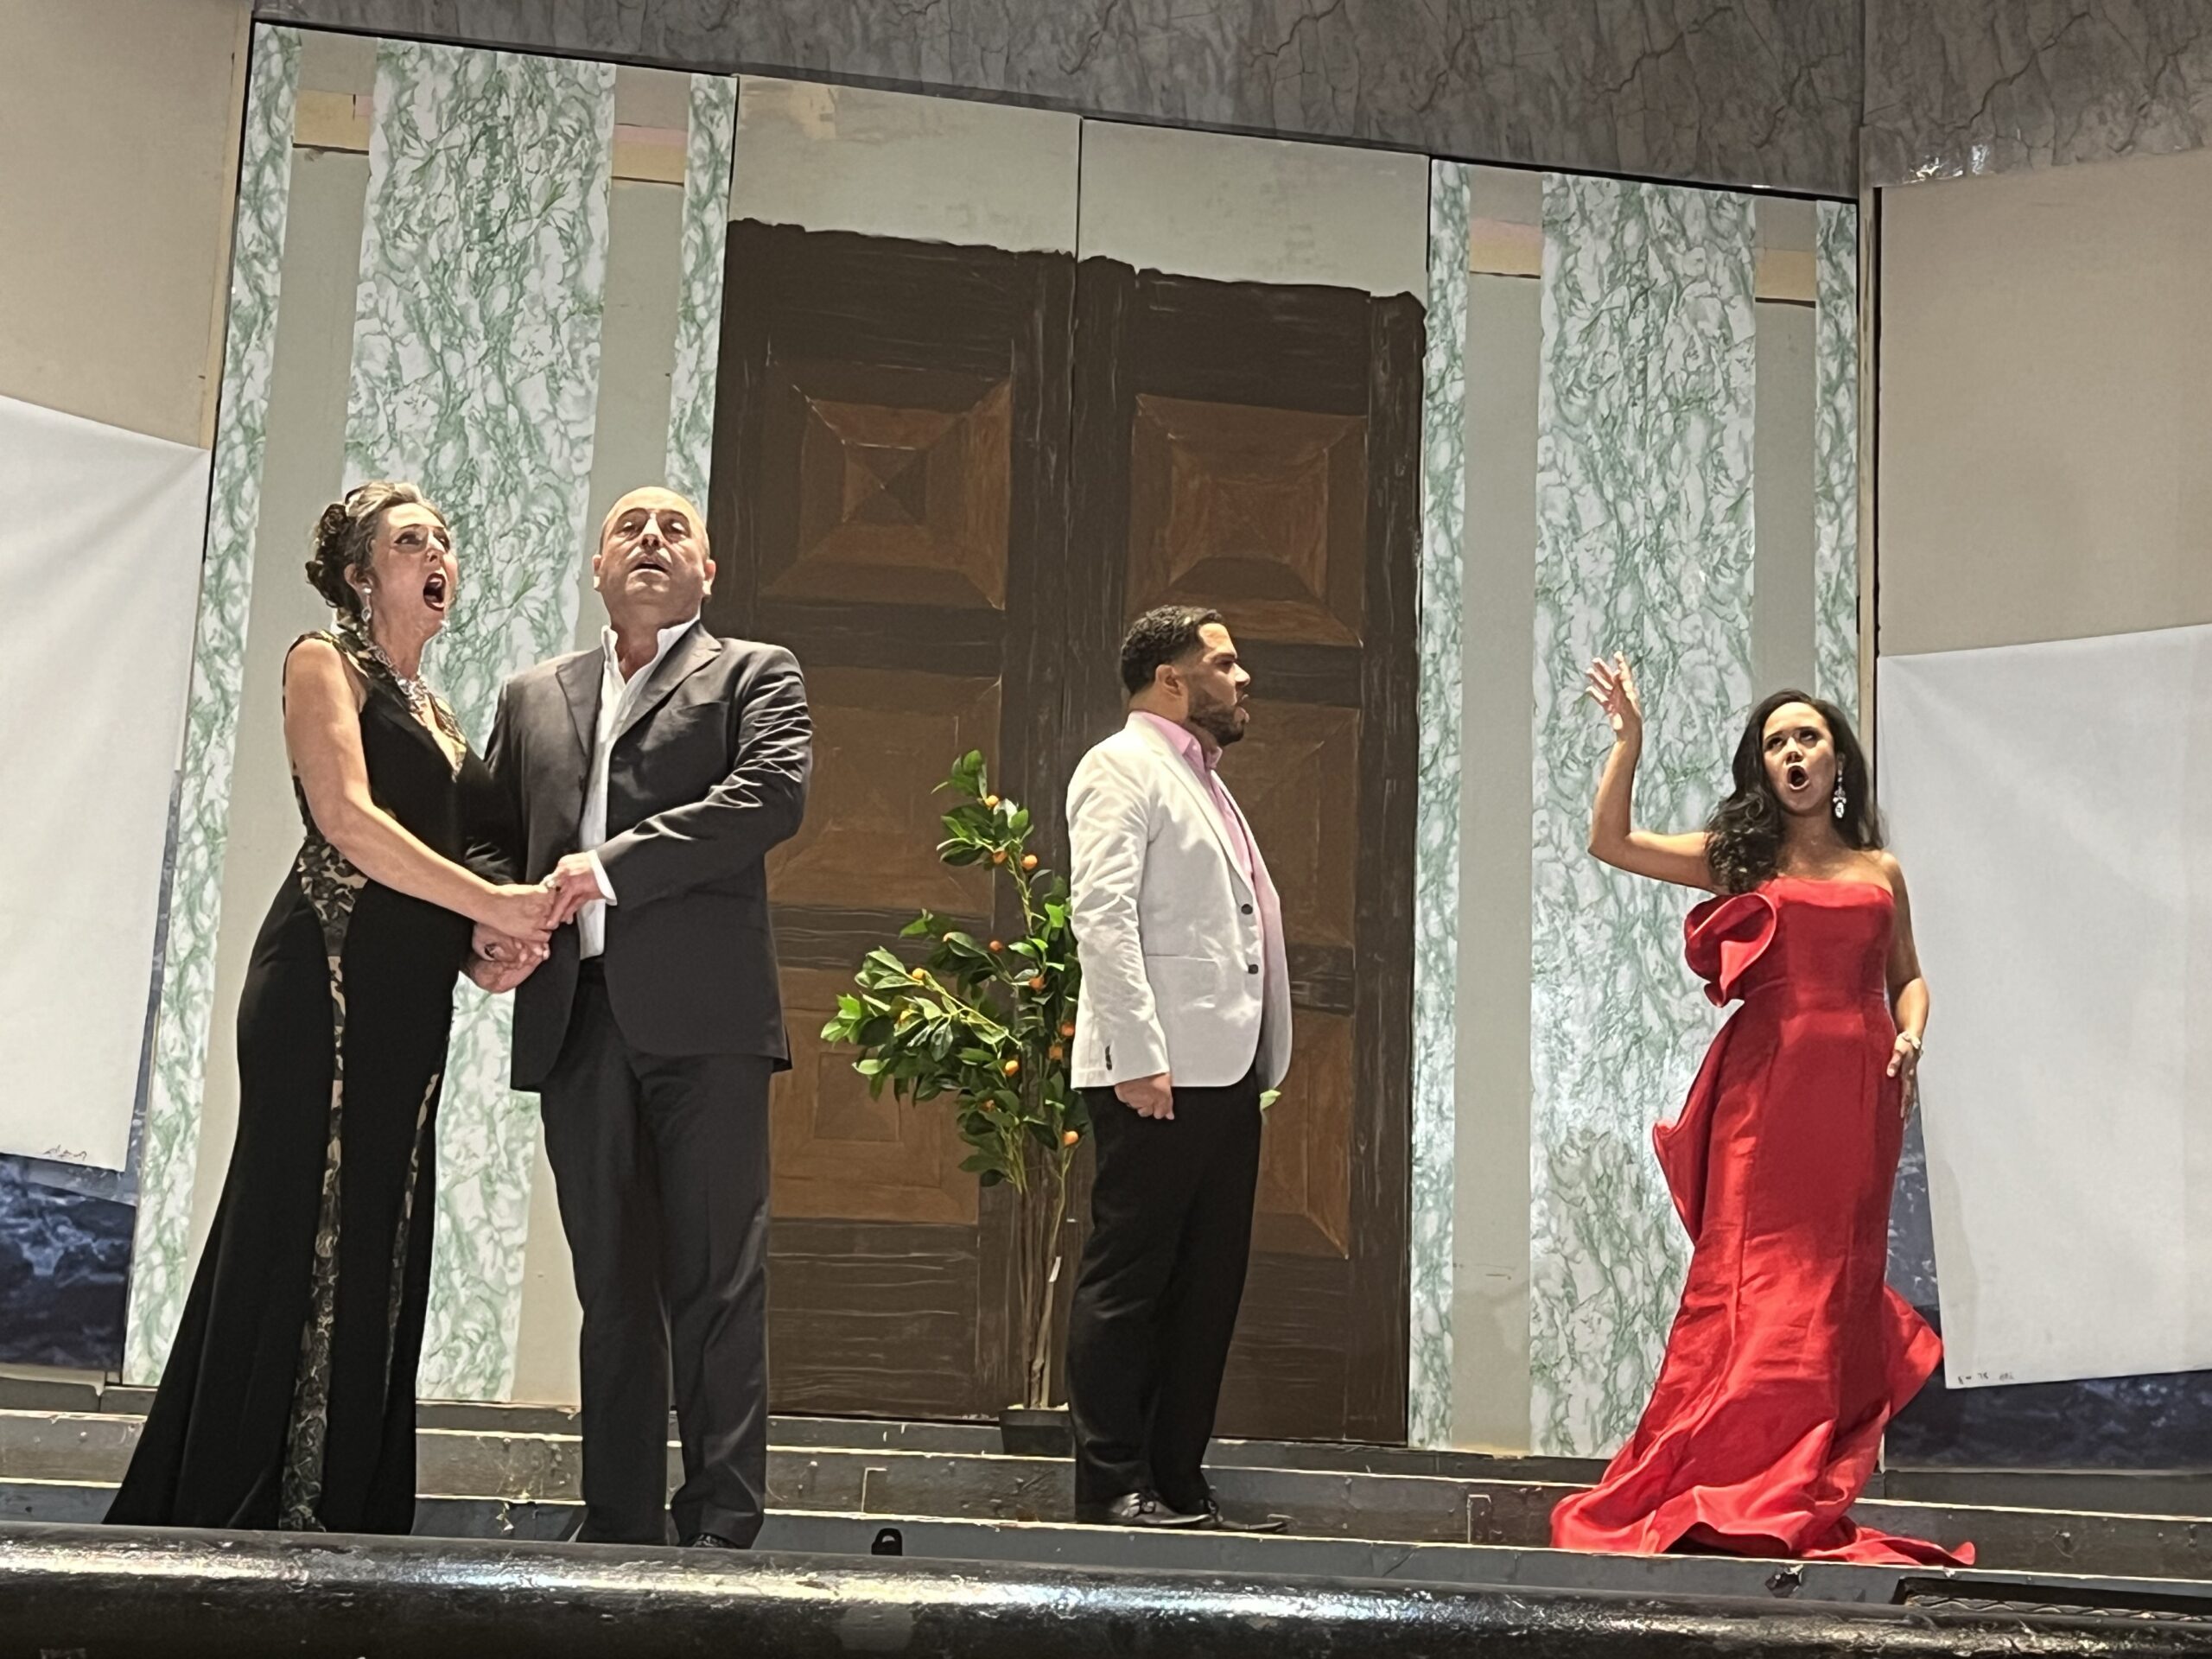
[1021,854,1039,871]
[910,969,927,983]
[990,849,1007,865]
[1047,1044,1065,1062]
[1061,1129,1080,1147]
[985,794,1001,809]
[1001,1058,1021,1077]
[1027,974,1046,991]
[1059,1020,1076,1038]
[988,939,1004,953]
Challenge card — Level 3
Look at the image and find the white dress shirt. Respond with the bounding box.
[578,616,696,958]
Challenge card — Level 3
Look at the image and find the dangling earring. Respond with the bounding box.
[358,582,374,630]
[1832,773,1847,820]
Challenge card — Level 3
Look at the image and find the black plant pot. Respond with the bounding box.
[998,1404,1072,1459]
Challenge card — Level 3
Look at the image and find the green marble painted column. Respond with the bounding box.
[1529,175,1757,1458]
[343,40,616,1400]
[124,24,302,1384]
[1813,202,1861,724]
[665,74,736,508]
[1409,159,1471,1449]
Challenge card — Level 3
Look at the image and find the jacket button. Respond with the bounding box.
[1248,963,1260,975]
[1240,904,1253,915]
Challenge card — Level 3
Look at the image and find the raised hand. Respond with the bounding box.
[541,852,605,928]
[1583,653,1644,748]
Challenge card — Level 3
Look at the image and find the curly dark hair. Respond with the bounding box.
[1705,689,1882,893]
[1119,604,1224,696]
[305,480,440,620]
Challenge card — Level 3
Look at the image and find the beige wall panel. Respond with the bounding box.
[1451,269,1539,1452]
[734,77,1078,252]
[191,146,366,1256]
[1881,149,2212,655]
[1754,300,1817,697]
[1078,120,1427,298]
[0,0,249,446]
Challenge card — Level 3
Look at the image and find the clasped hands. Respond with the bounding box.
[465,852,606,995]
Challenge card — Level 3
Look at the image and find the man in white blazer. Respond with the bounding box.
[1063,604,1293,1529]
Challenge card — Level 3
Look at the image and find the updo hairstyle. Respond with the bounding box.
[305,480,440,621]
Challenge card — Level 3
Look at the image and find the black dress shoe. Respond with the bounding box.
[1085,1491,1211,1529]
[683,1530,743,1549]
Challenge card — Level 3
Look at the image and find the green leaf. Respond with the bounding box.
[1259,1089,1281,1113]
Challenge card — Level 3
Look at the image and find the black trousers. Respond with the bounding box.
[1065,1066,1263,1514]
[537,964,773,1546]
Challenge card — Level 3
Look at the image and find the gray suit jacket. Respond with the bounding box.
[485,622,811,1090]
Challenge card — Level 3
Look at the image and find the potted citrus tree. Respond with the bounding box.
[819,750,1085,1452]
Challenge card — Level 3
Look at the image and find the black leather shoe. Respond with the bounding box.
[1084,1491,1211,1529]
[683,1530,743,1549]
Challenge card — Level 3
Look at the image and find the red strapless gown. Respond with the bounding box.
[1548,877,1972,1566]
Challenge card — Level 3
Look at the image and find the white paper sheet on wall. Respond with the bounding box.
[1879,625,2212,1388]
[0,393,211,1170]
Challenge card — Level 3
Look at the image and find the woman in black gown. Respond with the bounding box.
[110,482,555,1534]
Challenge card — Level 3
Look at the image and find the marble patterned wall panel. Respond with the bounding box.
[1529,175,1756,1459]
[124,24,303,1384]
[259,0,1860,197]
[344,40,615,1401]
[1866,0,2212,188]
[1409,159,1472,1449]
[1812,202,1860,724]
[664,73,735,508]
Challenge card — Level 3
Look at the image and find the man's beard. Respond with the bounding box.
[1188,687,1244,748]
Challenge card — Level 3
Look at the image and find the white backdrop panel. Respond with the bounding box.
[1880,625,2212,1387]
[0,394,211,1169]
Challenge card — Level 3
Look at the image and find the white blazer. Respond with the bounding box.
[1065,714,1294,1091]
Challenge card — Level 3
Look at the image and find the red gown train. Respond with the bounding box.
[1549,877,1973,1567]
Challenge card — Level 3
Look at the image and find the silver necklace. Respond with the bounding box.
[365,638,435,720]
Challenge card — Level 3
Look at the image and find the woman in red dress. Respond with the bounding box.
[1548,657,1970,1567]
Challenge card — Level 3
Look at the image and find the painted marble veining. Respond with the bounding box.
[1408,159,1471,1451]
[124,25,302,1385]
[259,0,1860,197]
[1529,175,1756,1459]
[1865,0,2212,188]
[0,1166,132,1371]
[665,73,735,509]
[1812,202,1860,725]
[345,40,615,1400]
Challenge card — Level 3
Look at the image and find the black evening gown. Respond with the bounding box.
[110,629,505,1534]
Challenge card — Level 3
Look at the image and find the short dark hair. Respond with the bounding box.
[1119,605,1224,696]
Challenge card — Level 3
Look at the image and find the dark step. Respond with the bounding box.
[3,1521,2206,1659]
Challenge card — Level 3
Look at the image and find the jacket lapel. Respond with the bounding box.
[1125,715,1255,899]
[556,650,601,760]
[615,622,721,741]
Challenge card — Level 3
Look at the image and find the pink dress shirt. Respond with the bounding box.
[1133,711,1259,899]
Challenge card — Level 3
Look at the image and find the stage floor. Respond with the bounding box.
[0,1375,2207,1640]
